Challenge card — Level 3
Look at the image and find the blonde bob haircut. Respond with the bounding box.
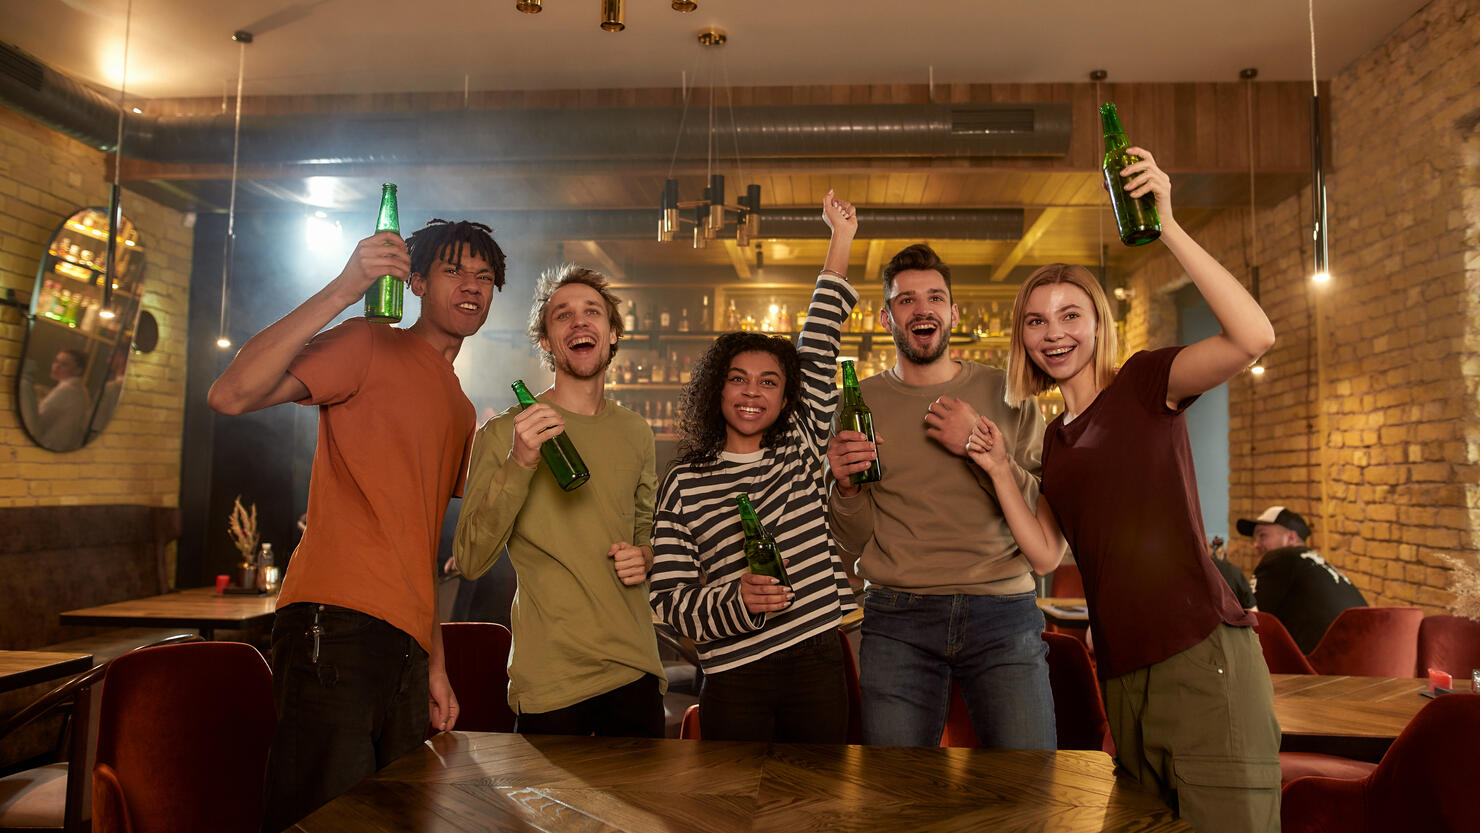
[1006,263,1119,407]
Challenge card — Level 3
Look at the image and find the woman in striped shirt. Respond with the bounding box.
[648,192,860,742]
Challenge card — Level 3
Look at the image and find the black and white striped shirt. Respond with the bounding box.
[649,275,859,674]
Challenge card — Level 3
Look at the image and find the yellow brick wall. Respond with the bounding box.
[0,107,192,507]
[1120,0,1480,613]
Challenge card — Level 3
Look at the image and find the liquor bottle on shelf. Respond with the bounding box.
[652,356,666,384]
[34,280,58,316]
[761,303,776,334]
[725,299,740,331]
[660,307,672,331]
[663,401,675,434]
[741,312,756,332]
[623,300,637,333]
[636,360,650,383]
[642,307,654,332]
[679,355,692,383]
[736,494,790,586]
[621,361,635,384]
[862,299,875,332]
[678,308,690,332]
[699,295,712,331]
[365,183,404,323]
[512,379,590,491]
[778,304,792,333]
[795,308,807,331]
[1100,101,1161,247]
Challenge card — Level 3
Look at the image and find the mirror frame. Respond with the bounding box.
[15,206,147,452]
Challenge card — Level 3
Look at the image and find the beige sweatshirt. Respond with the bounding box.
[827,360,1042,595]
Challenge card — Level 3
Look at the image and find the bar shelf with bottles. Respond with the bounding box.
[608,285,1064,443]
[33,208,143,341]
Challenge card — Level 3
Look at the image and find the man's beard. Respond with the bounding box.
[891,319,951,365]
[556,347,614,381]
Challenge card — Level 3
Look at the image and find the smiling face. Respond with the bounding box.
[410,244,495,339]
[50,350,83,382]
[539,282,618,380]
[882,269,958,366]
[720,350,787,451]
[1020,282,1099,386]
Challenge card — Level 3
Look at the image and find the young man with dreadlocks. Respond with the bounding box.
[454,262,668,738]
[646,192,860,742]
[208,218,506,831]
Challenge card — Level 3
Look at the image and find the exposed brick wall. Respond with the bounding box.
[0,107,193,508]
[1120,0,1480,613]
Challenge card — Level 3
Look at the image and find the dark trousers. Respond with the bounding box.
[261,603,429,833]
[699,629,849,743]
[515,674,666,738]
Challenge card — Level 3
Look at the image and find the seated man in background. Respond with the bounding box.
[1237,505,1367,653]
[1208,536,1256,610]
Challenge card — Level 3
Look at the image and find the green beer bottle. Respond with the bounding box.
[837,360,882,485]
[511,380,590,491]
[364,183,404,323]
[1099,102,1161,247]
[736,494,789,587]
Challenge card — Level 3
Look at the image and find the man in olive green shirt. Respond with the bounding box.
[454,264,665,736]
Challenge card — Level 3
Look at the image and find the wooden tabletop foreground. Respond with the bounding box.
[294,731,1191,833]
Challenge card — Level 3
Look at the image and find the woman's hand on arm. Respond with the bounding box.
[965,417,1066,575]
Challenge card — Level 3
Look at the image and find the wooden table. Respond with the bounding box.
[0,650,93,694]
[1271,673,1429,761]
[59,586,279,640]
[294,732,1191,832]
[1037,596,1089,626]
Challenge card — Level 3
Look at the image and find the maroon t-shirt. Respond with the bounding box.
[1042,347,1255,680]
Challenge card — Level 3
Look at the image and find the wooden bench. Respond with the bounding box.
[0,505,194,771]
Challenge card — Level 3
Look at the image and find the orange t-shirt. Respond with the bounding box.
[276,319,474,653]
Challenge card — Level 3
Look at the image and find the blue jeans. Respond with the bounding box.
[860,588,1056,749]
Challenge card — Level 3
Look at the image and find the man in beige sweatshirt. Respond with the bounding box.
[826,243,1056,748]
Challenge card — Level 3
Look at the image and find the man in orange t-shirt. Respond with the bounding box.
[208,219,506,832]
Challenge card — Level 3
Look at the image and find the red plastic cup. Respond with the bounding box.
[215,574,230,594]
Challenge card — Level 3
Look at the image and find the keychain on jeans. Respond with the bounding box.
[309,605,324,665]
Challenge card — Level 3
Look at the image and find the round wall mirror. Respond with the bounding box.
[15,206,147,452]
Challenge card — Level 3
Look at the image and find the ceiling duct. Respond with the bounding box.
[471,208,1023,240]
[0,42,1072,166]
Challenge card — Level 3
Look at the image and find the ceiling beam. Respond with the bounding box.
[569,240,626,281]
[989,207,1064,282]
[723,239,753,281]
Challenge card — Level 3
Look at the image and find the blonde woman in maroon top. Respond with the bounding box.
[964,147,1281,833]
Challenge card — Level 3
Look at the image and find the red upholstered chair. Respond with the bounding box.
[1278,751,1376,788]
[939,681,979,748]
[1416,614,1480,680]
[1252,611,1318,675]
[1281,693,1480,832]
[679,703,701,739]
[437,622,516,734]
[1042,631,1110,751]
[1050,563,1084,598]
[0,635,200,833]
[91,641,274,833]
[837,628,864,745]
[1305,607,1422,678]
[940,634,1108,751]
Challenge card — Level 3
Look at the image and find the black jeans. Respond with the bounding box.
[261,603,429,833]
[698,629,848,743]
[515,674,665,738]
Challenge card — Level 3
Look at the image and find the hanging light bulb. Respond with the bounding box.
[692,201,708,249]
[672,0,697,10]
[659,178,679,242]
[745,184,761,239]
[600,0,625,31]
[706,174,725,238]
[1307,0,1331,285]
[515,0,541,12]
[1250,362,1266,377]
[217,30,252,351]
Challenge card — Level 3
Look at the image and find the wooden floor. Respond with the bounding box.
[295,732,1191,832]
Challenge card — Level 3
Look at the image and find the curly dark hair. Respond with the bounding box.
[675,332,803,467]
[406,219,507,291]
